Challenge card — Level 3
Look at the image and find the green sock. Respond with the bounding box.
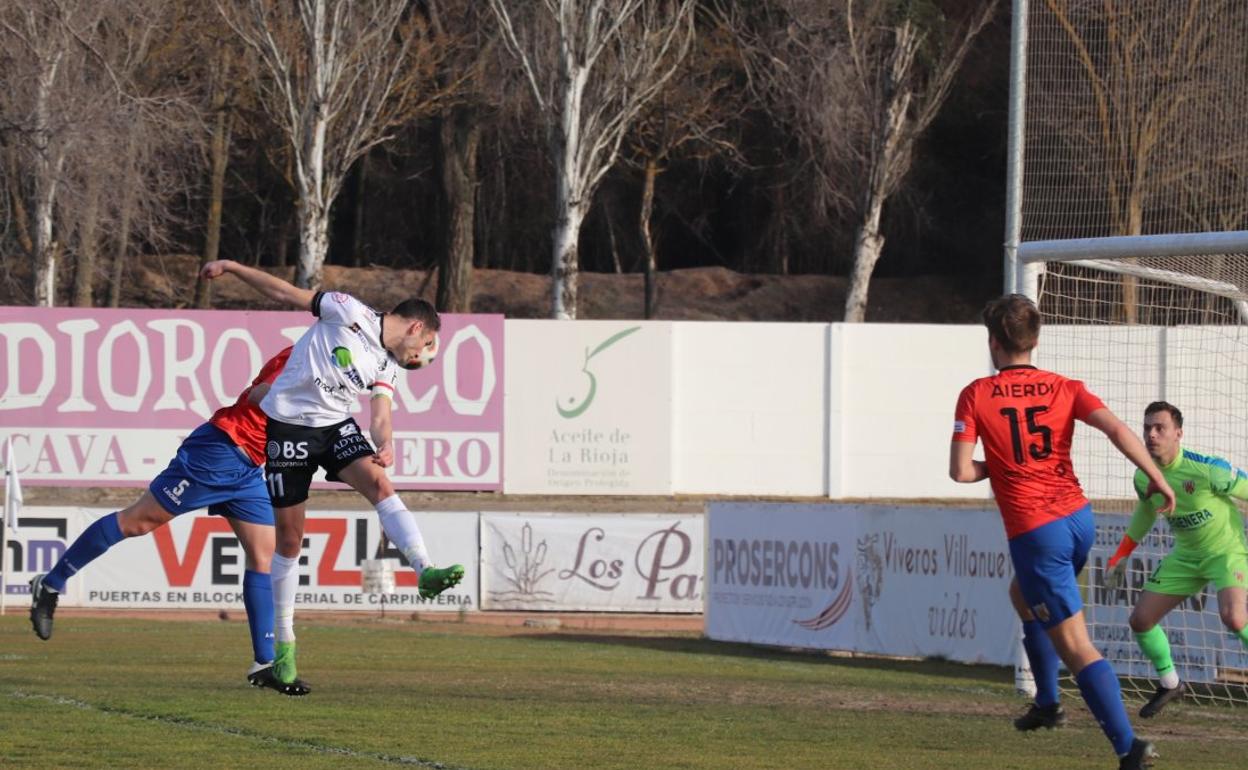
[1135,625,1175,677]
[1238,624,1248,650]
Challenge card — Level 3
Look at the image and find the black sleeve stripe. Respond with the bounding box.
[311,291,325,317]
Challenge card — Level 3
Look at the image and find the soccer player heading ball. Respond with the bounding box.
[29,347,310,695]
[949,294,1175,770]
[1104,401,1248,718]
[201,259,464,691]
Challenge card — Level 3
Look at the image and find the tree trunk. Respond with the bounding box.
[550,130,587,320]
[603,197,623,274]
[33,176,59,307]
[33,49,64,307]
[844,23,917,323]
[293,89,331,289]
[351,153,369,267]
[196,59,232,309]
[845,225,885,323]
[639,155,659,319]
[272,212,291,267]
[1120,186,1145,324]
[3,142,33,257]
[108,136,139,308]
[72,170,101,307]
[771,184,789,276]
[437,107,481,313]
[844,151,897,322]
[294,200,330,290]
[550,203,586,320]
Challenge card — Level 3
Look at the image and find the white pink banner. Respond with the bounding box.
[2,507,479,612]
[706,503,1018,665]
[480,513,703,612]
[0,307,504,489]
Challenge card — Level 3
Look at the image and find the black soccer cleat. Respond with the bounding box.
[28,574,59,641]
[1118,738,1158,769]
[1139,682,1185,719]
[1013,702,1067,731]
[248,663,312,697]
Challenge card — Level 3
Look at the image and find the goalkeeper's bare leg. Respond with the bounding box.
[1217,585,1248,640]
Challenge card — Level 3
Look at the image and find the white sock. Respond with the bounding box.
[375,493,431,573]
[271,553,299,643]
[1159,669,1180,689]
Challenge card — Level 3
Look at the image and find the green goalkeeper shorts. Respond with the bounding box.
[1145,550,1248,596]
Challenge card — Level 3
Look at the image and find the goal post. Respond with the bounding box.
[1005,0,1248,704]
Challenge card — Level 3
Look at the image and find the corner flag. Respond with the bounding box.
[1,437,20,614]
[4,437,21,533]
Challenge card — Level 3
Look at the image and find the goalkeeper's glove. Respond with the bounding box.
[1104,534,1139,591]
[1104,558,1129,591]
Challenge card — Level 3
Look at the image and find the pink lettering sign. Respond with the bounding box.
[0,307,504,490]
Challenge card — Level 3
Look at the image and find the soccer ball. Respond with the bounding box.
[414,333,440,369]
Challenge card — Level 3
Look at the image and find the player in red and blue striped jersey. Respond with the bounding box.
[950,294,1175,770]
[28,347,308,695]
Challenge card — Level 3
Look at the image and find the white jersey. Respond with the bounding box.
[260,291,399,427]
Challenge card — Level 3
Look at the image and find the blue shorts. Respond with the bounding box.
[1008,503,1094,630]
[148,423,274,526]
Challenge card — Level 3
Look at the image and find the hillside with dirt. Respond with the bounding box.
[98,254,996,323]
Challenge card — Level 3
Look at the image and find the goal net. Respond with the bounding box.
[1011,1,1248,705]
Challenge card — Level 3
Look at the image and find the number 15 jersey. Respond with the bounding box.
[952,365,1106,539]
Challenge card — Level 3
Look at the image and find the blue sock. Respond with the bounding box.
[45,513,125,593]
[1075,659,1135,756]
[243,570,276,664]
[1023,620,1061,707]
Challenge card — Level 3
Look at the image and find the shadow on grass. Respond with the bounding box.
[524,632,1012,685]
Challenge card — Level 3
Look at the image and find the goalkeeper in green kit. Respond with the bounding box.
[1105,401,1248,718]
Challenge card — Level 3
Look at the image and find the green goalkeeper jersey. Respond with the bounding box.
[1130,448,1248,557]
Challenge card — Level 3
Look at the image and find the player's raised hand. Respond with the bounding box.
[1104,559,1128,591]
[1146,477,1177,515]
[200,259,234,280]
[373,440,394,468]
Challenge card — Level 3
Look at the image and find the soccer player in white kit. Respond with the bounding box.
[201,259,464,688]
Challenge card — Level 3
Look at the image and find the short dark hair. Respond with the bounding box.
[1145,401,1183,428]
[982,294,1040,354]
[391,298,440,331]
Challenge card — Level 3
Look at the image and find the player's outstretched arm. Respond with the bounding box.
[948,440,989,483]
[200,259,316,311]
[1085,408,1176,514]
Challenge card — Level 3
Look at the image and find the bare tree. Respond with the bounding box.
[489,0,696,319]
[628,14,745,318]
[195,35,239,309]
[749,0,996,322]
[0,0,105,306]
[843,1,997,322]
[218,0,448,290]
[0,0,199,308]
[1041,0,1248,321]
[428,0,503,314]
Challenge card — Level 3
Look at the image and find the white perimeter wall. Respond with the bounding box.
[673,323,829,496]
[505,321,1247,498]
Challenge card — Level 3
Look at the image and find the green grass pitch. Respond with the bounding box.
[0,616,1241,769]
